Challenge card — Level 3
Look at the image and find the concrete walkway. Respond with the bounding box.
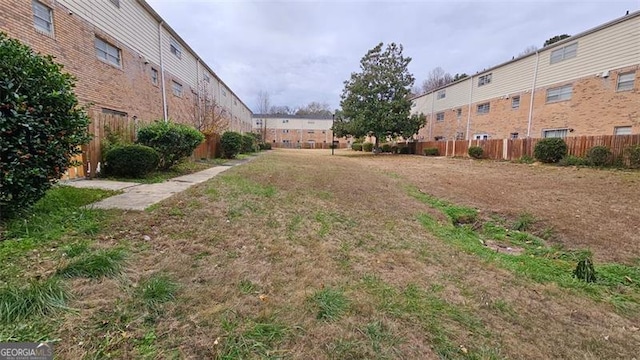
[66,156,255,211]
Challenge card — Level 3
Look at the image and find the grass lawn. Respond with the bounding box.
[101,159,226,184]
[1,149,639,359]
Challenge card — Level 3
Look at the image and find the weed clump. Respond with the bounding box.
[468,146,483,159]
[574,257,597,283]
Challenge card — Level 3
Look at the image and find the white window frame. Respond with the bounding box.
[456,108,462,118]
[546,84,572,103]
[95,37,121,67]
[510,132,519,139]
[477,102,490,114]
[473,134,489,140]
[203,74,210,83]
[151,68,158,85]
[221,88,227,97]
[169,38,182,59]
[171,80,183,97]
[550,43,578,64]
[511,96,520,109]
[32,1,53,35]
[478,73,492,87]
[614,126,632,135]
[617,72,635,92]
[282,119,289,123]
[542,128,568,138]
[282,129,289,133]
[436,112,445,122]
[437,90,446,99]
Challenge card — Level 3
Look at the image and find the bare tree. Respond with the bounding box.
[194,84,229,137]
[518,45,538,57]
[295,101,332,116]
[421,67,453,93]
[256,90,272,142]
[269,105,295,115]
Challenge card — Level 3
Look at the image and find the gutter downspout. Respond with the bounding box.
[429,93,435,141]
[196,59,201,129]
[465,76,474,140]
[158,21,168,122]
[526,51,540,137]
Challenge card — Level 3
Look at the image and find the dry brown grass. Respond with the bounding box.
[52,149,640,359]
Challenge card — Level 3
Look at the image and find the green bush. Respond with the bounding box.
[220,131,243,158]
[534,138,567,163]
[468,146,484,159]
[104,145,159,177]
[136,121,204,169]
[362,142,374,152]
[399,146,410,154]
[381,143,392,153]
[258,142,272,150]
[241,133,257,153]
[351,143,363,151]
[0,32,91,218]
[586,146,611,167]
[558,155,590,167]
[626,145,640,169]
[423,147,439,156]
[391,145,399,154]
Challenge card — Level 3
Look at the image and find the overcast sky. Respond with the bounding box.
[146,0,638,113]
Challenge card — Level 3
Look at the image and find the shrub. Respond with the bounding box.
[423,147,439,156]
[220,131,243,158]
[534,138,567,163]
[626,145,640,169]
[103,145,159,177]
[468,146,484,159]
[391,145,399,154]
[381,143,392,153]
[136,121,204,169]
[351,143,363,151]
[241,133,257,153]
[558,155,591,167]
[398,146,410,154]
[362,142,374,152]
[0,32,91,218]
[586,146,611,167]
[258,142,272,150]
[574,257,596,283]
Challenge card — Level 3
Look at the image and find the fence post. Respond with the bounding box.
[503,139,508,160]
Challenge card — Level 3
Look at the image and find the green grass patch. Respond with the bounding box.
[137,274,179,308]
[238,279,258,295]
[102,160,214,184]
[310,287,349,321]
[220,174,277,198]
[57,248,126,278]
[0,278,69,324]
[314,211,357,237]
[218,314,289,359]
[406,186,477,225]
[409,189,640,314]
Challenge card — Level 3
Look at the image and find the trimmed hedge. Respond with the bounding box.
[399,146,410,154]
[351,143,363,151]
[241,133,257,153]
[362,142,374,152]
[423,147,439,156]
[381,144,393,153]
[468,146,483,159]
[104,145,159,177]
[627,145,640,168]
[221,131,243,158]
[534,138,567,163]
[587,146,611,167]
[259,142,272,150]
[1,32,91,218]
[136,121,204,169]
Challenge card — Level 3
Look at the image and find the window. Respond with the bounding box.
[614,126,632,135]
[456,108,462,118]
[455,132,464,140]
[282,119,289,123]
[169,38,182,58]
[32,1,53,34]
[203,74,210,83]
[477,102,490,114]
[550,43,577,64]
[109,0,120,8]
[307,121,315,125]
[546,84,572,103]
[151,68,158,85]
[101,108,127,117]
[617,72,635,92]
[510,132,519,139]
[171,80,182,97]
[282,139,290,143]
[478,73,492,87]
[221,88,227,97]
[95,37,121,67]
[437,90,446,99]
[308,130,314,134]
[255,120,262,126]
[543,129,568,138]
[436,112,445,122]
[511,96,520,109]
[282,129,289,133]
[474,134,489,140]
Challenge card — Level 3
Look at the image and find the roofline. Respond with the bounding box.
[411,10,640,102]
[252,114,334,120]
[136,0,253,114]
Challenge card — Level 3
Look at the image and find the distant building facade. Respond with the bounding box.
[412,11,639,141]
[1,0,252,132]
[252,114,352,148]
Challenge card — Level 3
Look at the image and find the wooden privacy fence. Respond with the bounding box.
[415,134,640,163]
[271,142,349,149]
[192,134,220,160]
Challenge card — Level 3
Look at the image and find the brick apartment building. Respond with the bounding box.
[253,114,353,148]
[412,11,640,141]
[0,0,252,132]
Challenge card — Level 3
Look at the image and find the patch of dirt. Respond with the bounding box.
[354,154,640,263]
